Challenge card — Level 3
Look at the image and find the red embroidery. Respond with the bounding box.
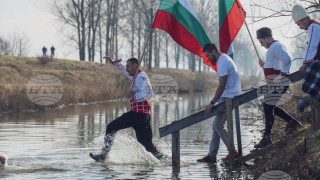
[129,98,150,114]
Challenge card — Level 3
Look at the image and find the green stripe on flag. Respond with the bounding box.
[219,0,235,30]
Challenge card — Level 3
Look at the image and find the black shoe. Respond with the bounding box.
[89,153,106,162]
[154,152,169,160]
[197,155,217,163]
[254,134,272,148]
[285,120,302,135]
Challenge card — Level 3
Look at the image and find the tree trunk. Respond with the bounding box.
[131,7,135,58]
[175,44,180,69]
[98,10,102,63]
[148,7,153,71]
[138,13,141,60]
[80,0,86,61]
[105,0,112,62]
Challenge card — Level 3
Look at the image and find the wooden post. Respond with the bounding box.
[172,131,180,167]
[311,98,320,131]
[235,106,243,167]
[226,98,235,166]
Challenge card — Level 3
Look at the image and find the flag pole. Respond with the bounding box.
[130,27,154,91]
[235,0,261,60]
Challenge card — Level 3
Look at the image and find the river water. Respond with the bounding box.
[0,93,263,179]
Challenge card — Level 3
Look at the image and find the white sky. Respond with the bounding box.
[0,0,309,70]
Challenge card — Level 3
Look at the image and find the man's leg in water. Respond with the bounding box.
[90,111,140,162]
[133,113,164,159]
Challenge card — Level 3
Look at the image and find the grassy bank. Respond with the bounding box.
[248,82,320,179]
[0,55,225,112]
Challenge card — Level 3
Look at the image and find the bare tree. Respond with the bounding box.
[174,43,180,69]
[53,0,92,61]
[0,37,10,55]
[0,33,30,56]
[87,0,103,62]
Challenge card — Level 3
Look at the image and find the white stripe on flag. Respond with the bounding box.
[227,43,234,55]
[178,0,199,21]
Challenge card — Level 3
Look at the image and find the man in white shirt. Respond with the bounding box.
[292,5,320,115]
[89,57,165,162]
[197,43,242,163]
[254,27,302,149]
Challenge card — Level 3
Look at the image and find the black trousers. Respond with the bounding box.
[104,111,160,157]
[263,99,294,136]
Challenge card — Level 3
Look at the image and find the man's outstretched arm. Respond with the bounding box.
[104,56,131,79]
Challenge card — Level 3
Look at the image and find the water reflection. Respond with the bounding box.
[0,93,260,179]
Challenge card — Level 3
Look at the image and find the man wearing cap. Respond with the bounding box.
[292,5,320,118]
[254,27,302,148]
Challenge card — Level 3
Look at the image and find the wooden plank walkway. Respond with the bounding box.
[159,71,306,167]
[160,71,303,138]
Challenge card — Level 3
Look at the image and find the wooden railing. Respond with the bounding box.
[159,71,304,167]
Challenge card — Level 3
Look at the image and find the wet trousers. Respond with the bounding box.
[103,111,160,157]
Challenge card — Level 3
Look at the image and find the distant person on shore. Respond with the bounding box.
[197,43,242,163]
[89,57,166,162]
[50,46,55,58]
[254,27,302,149]
[42,46,47,58]
[0,153,7,167]
[292,5,320,112]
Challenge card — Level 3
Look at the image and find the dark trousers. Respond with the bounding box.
[103,111,160,157]
[263,103,294,136]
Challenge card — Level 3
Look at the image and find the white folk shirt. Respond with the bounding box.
[113,60,153,113]
[304,21,320,64]
[216,54,242,98]
[265,41,291,73]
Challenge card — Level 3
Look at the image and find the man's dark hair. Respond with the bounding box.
[203,43,218,53]
[127,58,139,66]
[256,27,272,39]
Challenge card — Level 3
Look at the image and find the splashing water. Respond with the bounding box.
[86,132,172,166]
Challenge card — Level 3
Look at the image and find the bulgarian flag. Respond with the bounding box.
[152,0,216,71]
[219,0,246,57]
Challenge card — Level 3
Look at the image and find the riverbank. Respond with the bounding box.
[0,55,238,113]
[246,82,320,179]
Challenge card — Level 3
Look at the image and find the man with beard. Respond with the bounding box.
[197,43,242,163]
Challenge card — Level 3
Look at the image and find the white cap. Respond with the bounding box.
[292,5,309,23]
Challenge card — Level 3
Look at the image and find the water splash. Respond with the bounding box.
[86,132,172,165]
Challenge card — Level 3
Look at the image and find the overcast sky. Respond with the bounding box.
[0,0,309,71]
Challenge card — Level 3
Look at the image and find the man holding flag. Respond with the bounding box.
[254,27,302,149]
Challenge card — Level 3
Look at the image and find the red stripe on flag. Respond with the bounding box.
[219,0,246,54]
[153,10,216,71]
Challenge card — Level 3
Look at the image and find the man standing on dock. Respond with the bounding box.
[254,27,302,149]
[292,5,320,129]
[197,43,242,163]
[89,57,165,162]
